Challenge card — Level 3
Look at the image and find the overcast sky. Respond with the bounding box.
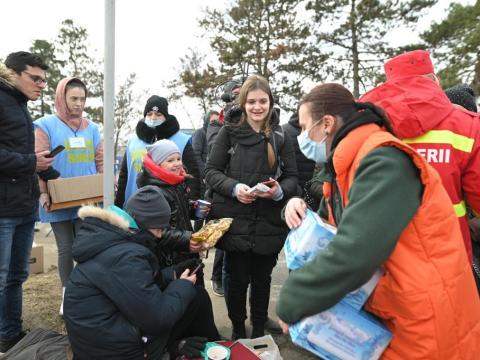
[0,0,472,129]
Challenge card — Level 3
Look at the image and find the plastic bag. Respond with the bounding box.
[192,218,233,248]
[284,209,336,270]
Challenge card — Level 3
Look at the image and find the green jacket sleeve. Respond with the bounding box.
[276,146,423,324]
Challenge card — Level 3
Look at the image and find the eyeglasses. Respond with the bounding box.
[22,71,47,85]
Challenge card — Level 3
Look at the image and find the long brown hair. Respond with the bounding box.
[299,83,395,134]
[238,75,276,168]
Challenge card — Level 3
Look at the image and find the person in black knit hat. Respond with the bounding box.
[115,94,201,210]
[445,84,478,113]
[143,95,170,119]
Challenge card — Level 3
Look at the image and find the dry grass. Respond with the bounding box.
[23,267,66,334]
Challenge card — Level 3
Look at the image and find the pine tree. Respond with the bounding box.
[168,49,225,115]
[194,0,314,110]
[28,40,66,119]
[422,1,480,92]
[114,73,140,157]
[307,0,435,97]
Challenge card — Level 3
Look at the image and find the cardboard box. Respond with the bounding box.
[29,245,44,274]
[47,174,103,210]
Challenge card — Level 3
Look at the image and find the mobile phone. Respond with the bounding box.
[46,145,65,158]
[262,179,276,187]
[191,262,205,275]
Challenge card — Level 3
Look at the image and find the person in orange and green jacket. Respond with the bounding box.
[277,83,480,359]
[360,50,480,263]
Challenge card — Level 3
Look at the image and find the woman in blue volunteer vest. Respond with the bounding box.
[114,95,200,208]
[34,77,103,315]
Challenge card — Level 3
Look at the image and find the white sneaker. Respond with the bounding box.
[59,287,65,316]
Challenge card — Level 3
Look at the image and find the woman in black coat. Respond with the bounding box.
[205,75,298,339]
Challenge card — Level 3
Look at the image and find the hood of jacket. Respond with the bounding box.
[54,77,89,128]
[0,63,27,102]
[73,206,156,263]
[0,64,15,89]
[287,112,300,129]
[202,111,212,131]
[360,76,455,139]
[135,114,180,144]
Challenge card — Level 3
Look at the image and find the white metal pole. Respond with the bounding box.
[103,0,115,207]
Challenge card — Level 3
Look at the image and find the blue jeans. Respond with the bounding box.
[0,214,35,339]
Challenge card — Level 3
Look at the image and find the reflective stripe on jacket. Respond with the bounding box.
[324,124,480,359]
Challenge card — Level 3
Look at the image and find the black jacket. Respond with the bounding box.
[206,120,223,155]
[282,113,316,191]
[0,67,39,216]
[205,119,298,255]
[136,165,201,269]
[115,117,201,207]
[64,207,197,360]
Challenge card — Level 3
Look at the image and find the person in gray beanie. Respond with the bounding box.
[137,140,207,286]
[146,139,182,166]
[445,84,478,112]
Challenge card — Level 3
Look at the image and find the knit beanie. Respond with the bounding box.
[143,95,169,117]
[384,50,435,81]
[445,84,478,112]
[125,185,171,229]
[146,139,181,164]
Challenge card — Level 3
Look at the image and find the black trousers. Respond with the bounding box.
[224,251,277,327]
[211,249,224,281]
[146,286,219,358]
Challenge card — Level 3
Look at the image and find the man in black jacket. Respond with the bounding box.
[0,52,52,354]
[64,186,219,359]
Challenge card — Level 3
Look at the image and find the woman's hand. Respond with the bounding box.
[255,179,280,200]
[285,197,307,229]
[189,240,203,253]
[278,319,290,334]
[180,269,197,284]
[236,184,257,204]
[39,193,51,211]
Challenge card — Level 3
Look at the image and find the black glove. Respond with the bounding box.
[172,258,201,278]
[175,336,208,358]
[224,103,242,124]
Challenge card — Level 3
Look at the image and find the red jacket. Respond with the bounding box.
[361,76,480,261]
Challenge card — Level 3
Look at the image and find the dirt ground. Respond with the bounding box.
[22,270,317,359]
[23,267,65,335]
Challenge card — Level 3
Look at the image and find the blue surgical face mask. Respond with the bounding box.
[297,123,328,163]
[145,118,165,128]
